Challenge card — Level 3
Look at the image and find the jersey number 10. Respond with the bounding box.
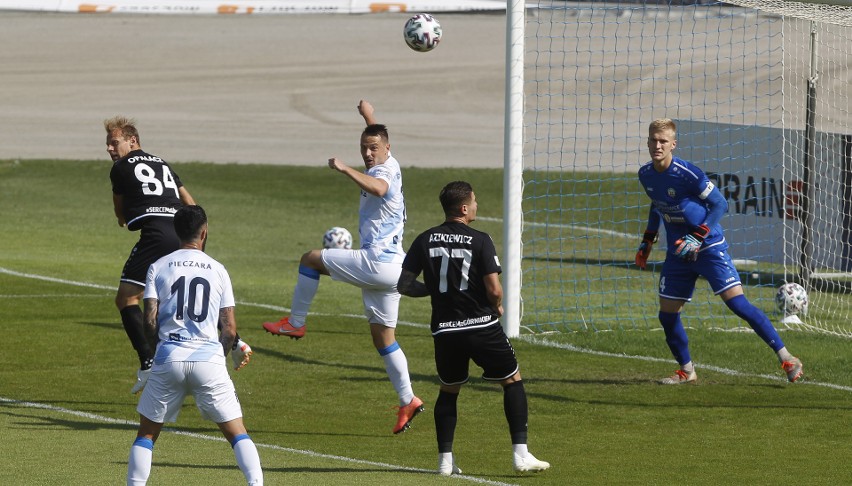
[170,275,211,322]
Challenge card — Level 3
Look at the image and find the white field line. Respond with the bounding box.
[0,266,509,483]
[0,397,515,486]
[3,265,851,396]
[478,216,635,239]
[3,265,849,391]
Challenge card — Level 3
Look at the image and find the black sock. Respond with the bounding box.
[434,390,459,453]
[120,306,153,370]
[503,381,528,445]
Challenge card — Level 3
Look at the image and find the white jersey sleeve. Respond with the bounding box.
[145,249,234,365]
[358,155,406,264]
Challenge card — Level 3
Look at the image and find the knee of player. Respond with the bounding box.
[300,249,324,268]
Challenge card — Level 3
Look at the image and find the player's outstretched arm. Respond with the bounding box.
[358,100,377,126]
[397,269,429,297]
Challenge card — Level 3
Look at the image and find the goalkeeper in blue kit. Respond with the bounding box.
[636,118,803,384]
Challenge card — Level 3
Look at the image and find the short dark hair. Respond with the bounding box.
[174,205,207,242]
[362,124,389,142]
[439,181,473,217]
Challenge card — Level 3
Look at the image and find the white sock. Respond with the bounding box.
[380,344,414,406]
[777,346,795,362]
[513,443,529,457]
[681,361,695,374]
[232,436,263,485]
[290,272,320,326]
[127,439,153,486]
[439,452,454,465]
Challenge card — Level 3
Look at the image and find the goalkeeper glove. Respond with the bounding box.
[635,231,658,270]
[674,224,710,262]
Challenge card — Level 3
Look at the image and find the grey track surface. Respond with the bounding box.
[0,12,506,168]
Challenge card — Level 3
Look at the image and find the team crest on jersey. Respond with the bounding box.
[667,188,676,198]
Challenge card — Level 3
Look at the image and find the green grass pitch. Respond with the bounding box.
[0,159,850,485]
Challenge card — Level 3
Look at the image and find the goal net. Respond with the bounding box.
[519,0,852,338]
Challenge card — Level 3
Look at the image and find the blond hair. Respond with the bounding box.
[104,116,140,144]
[649,118,676,136]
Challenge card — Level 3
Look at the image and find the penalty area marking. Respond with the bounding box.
[0,397,517,486]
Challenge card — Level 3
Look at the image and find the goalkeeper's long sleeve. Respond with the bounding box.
[644,205,662,233]
[701,186,727,228]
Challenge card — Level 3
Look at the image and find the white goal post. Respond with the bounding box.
[502,0,852,338]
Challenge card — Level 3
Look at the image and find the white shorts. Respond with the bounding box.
[137,361,243,424]
[321,248,402,327]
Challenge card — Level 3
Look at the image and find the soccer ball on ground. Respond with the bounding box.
[775,282,809,316]
[403,13,442,52]
[323,227,352,250]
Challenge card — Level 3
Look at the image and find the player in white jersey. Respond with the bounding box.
[263,100,423,434]
[127,205,262,486]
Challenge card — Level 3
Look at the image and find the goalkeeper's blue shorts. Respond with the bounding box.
[657,247,742,301]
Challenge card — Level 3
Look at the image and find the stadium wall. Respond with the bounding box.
[0,0,505,14]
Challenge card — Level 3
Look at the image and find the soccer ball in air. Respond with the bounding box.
[323,227,352,250]
[775,282,809,316]
[403,14,442,52]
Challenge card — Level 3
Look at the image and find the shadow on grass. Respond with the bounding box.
[153,462,426,474]
[250,346,439,384]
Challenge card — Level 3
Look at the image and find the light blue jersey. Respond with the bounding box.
[359,154,406,264]
[144,249,235,365]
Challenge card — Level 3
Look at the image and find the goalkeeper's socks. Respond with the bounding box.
[777,346,795,363]
[725,295,785,351]
[290,266,321,326]
[658,311,692,365]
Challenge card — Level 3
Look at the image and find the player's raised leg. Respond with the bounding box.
[263,250,326,339]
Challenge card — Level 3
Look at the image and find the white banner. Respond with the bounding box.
[0,0,505,13]
[677,119,852,271]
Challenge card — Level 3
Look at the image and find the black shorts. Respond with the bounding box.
[120,217,180,287]
[433,323,520,386]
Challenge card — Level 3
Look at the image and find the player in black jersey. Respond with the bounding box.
[397,181,549,475]
[105,116,252,394]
